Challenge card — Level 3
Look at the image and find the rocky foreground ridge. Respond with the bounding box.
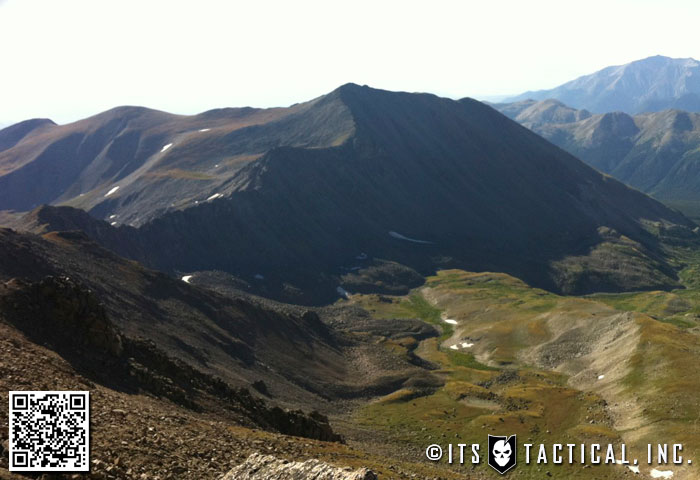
[219,453,378,480]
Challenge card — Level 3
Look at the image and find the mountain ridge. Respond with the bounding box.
[506,55,700,114]
[3,84,697,303]
[0,118,56,153]
[492,98,700,218]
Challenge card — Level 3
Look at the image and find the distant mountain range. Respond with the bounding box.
[492,98,700,219]
[1,84,696,303]
[506,55,700,114]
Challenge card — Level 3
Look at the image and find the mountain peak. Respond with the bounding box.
[0,118,56,152]
[334,82,365,92]
[2,85,695,303]
[507,56,700,114]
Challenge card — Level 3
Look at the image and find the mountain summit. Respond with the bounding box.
[2,84,696,303]
[507,55,700,114]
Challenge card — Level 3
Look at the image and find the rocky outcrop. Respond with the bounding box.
[220,453,377,480]
[0,275,124,357]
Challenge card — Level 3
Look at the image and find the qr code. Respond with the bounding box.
[9,391,90,472]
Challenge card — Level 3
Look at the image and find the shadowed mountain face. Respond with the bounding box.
[3,84,698,303]
[0,227,430,410]
[0,227,339,403]
[493,99,700,219]
[506,56,700,114]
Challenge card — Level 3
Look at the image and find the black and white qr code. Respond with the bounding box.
[9,391,90,472]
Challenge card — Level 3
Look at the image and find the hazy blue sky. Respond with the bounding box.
[1,0,698,125]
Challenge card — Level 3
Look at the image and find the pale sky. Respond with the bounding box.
[1,0,699,126]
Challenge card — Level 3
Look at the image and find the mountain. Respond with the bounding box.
[0,118,55,152]
[0,227,429,407]
[506,55,700,114]
[493,98,593,127]
[0,226,446,478]
[2,84,698,303]
[493,99,700,219]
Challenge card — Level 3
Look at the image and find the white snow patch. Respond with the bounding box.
[161,143,173,152]
[109,215,117,219]
[198,128,211,132]
[651,469,673,479]
[110,222,117,226]
[598,374,605,380]
[254,274,265,281]
[615,459,639,474]
[336,286,350,299]
[79,193,85,197]
[207,193,223,201]
[181,275,193,284]
[449,345,459,350]
[388,231,433,244]
[443,319,458,325]
[461,342,474,348]
[104,186,120,197]
[214,164,219,168]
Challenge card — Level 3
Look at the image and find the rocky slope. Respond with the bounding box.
[0,316,415,480]
[492,99,700,219]
[0,227,431,410]
[0,274,341,441]
[4,84,697,303]
[506,55,700,114]
[219,453,377,480]
[0,227,462,480]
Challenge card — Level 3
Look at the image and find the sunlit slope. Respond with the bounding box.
[349,269,700,479]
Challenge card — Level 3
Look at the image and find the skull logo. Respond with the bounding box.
[487,434,517,474]
[492,439,512,466]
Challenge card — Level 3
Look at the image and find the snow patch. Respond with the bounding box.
[110,222,117,226]
[109,215,117,219]
[388,231,433,244]
[104,186,120,197]
[207,193,223,201]
[461,342,474,348]
[198,128,210,132]
[449,345,459,350]
[615,459,639,474]
[598,374,605,380]
[181,275,193,284]
[336,286,350,299]
[650,469,673,479]
[161,143,173,152]
[443,319,458,325]
[254,274,265,281]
